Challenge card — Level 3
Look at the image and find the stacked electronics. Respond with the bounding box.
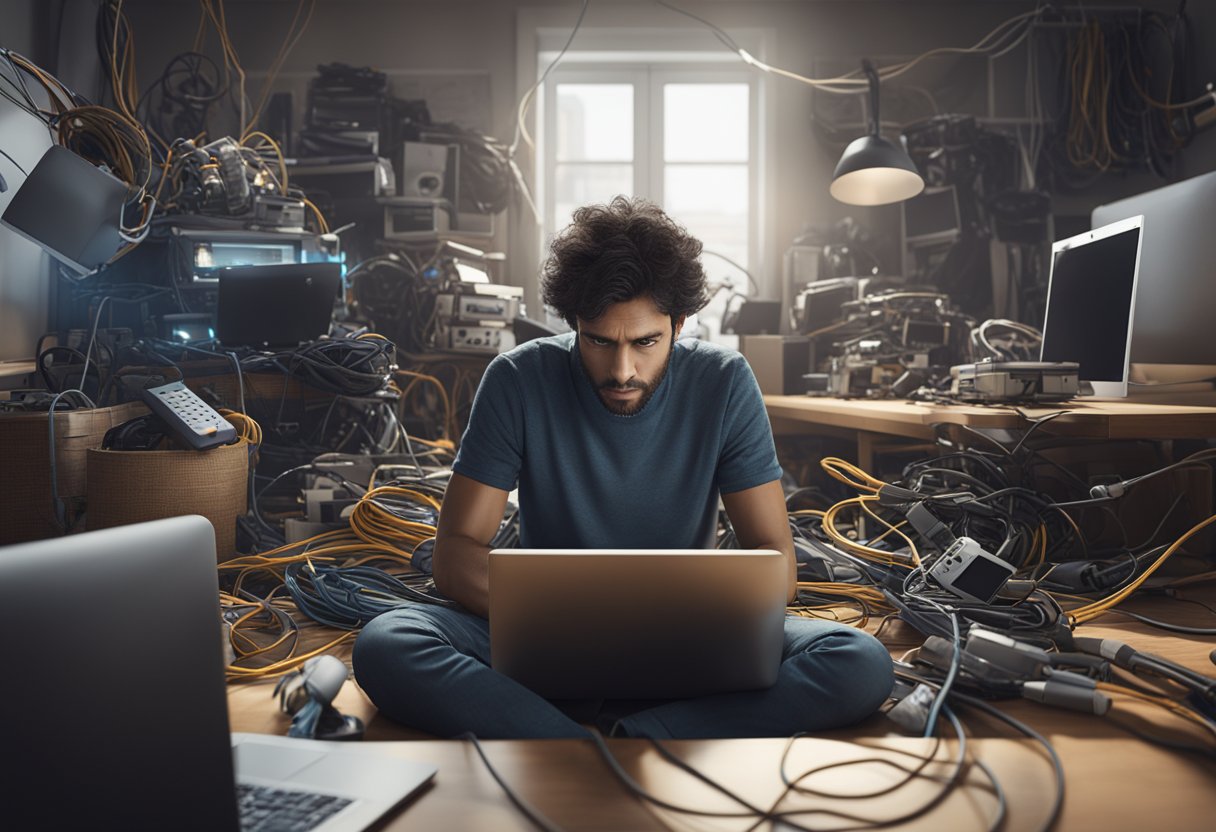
[434,282,523,355]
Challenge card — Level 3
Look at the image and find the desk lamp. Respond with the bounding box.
[829,60,925,206]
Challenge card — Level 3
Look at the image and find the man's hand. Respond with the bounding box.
[721,480,798,603]
[432,472,510,618]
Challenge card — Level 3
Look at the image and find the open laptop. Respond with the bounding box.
[0,515,435,832]
[488,548,789,700]
[217,262,341,348]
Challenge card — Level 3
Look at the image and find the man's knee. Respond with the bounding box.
[792,625,894,724]
[352,607,448,699]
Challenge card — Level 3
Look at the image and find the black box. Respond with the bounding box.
[741,336,812,395]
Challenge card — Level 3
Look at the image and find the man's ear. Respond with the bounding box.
[673,315,686,338]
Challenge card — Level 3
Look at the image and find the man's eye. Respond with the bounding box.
[635,338,656,347]
[589,337,609,346]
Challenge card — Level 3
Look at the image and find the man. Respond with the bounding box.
[354,197,893,738]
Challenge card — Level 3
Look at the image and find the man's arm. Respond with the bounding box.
[721,480,797,603]
[432,472,510,619]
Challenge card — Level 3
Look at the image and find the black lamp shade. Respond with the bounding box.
[830,134,925,206]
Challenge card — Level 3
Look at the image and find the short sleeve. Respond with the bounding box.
[716,358,783,494]
[452,354,525,491]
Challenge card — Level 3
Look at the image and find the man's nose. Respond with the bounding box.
[610,348,634,386]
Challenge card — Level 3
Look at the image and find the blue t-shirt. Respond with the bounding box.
[452,332,783,549]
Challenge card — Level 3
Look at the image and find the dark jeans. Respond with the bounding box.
[353,604,894,739]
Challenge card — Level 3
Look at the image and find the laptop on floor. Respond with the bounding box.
[488,548,789,700]
[0,515,435,832]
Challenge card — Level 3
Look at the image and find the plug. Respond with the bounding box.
[1088,481,1126,500]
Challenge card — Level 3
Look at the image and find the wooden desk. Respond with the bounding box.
[765,396,1216,469]
[227,592,1216,830]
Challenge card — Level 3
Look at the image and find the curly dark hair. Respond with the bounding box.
[541,196,710,330]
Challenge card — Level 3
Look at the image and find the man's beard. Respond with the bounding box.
[589,342,674,416]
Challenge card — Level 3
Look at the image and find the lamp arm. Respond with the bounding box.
[862,59,881,136]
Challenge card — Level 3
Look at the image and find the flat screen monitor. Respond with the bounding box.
[1040,215,1143,398]
[1092,171,1216,367]
[902,185,961,248]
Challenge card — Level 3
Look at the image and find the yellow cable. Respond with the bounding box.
[1070,513,1216,624]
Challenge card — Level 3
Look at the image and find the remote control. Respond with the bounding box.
[140,381,238,450]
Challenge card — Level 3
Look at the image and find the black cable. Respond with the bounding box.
[457,733,567,832]
[0,146,28,176]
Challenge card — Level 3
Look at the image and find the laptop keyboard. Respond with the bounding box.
[237,782,352,831]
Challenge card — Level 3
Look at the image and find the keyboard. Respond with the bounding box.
[237,782,352,831]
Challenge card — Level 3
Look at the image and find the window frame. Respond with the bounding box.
[539,61,761,295]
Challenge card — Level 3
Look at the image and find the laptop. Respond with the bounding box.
[488,548,788,700]
[0,515,435,832]
[216,262,341,348]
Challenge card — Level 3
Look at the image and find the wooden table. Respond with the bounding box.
[765,396,1216,470]
[227,590,1216,830]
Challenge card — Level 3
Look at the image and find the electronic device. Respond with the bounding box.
[488,548,787,699]
[926,536,1016,604]
[950,359,1081,403]
[141,380,238,450]
[170,225,336,284]
[0,145,127,274]
[400,142,453,199]
[1092,171,1216,367]
[793,277,859,334]
[435,291,520,324]
[902,185,961,248]
[435,322,515,354]
[723,298,782,335]
[216,262,341,348]
[1040,215,1143,398]
[288,156,396,200]
[381,197,450,240]
[0,516,436,831]
[161,312,217,342]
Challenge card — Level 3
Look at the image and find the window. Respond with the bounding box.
[540,63,760,307]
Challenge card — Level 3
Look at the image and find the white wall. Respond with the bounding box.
[0,0,52,363]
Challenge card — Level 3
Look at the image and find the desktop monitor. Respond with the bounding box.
[1092,171,1216,367]
[1040,215,1143,398]
[902,185,961,248]
[0,145,127,274]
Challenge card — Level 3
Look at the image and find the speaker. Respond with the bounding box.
[400,142,449,198]
[741,336,812,395]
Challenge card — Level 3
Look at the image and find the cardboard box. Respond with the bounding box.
[741,336,812,395]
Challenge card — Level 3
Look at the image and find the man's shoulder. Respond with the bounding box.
[492,331,575,377]
[674,337,750,377]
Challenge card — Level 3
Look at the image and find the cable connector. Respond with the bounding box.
[965,629,1050,680]
[905,502,955,549]
[1088,481,1127,500]
[1023,678,1111,715]
[886,683,937,734]
[876,483,919,506]
[1074,636,1137,669]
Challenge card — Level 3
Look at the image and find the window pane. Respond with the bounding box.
[665,84,748,162]
[557,84,633,162]
[665,164,749,279]
[554,163,633,229]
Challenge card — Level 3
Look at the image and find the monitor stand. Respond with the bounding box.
[1117,364,1216,404]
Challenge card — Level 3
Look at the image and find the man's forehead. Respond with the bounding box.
[578,297,669,337]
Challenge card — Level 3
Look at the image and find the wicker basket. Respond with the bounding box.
[86,440,250,560]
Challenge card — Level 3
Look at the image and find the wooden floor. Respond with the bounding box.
[227,586,1216,830]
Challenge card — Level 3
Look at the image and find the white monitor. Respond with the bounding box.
[1040,215,1144,398]
[1092,171,1216,368]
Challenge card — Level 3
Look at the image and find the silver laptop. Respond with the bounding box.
[488,548,789,700]
[0,515,435,832]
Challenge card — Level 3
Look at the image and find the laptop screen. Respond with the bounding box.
[216,262,341,348]
[1041,216,1142,397]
